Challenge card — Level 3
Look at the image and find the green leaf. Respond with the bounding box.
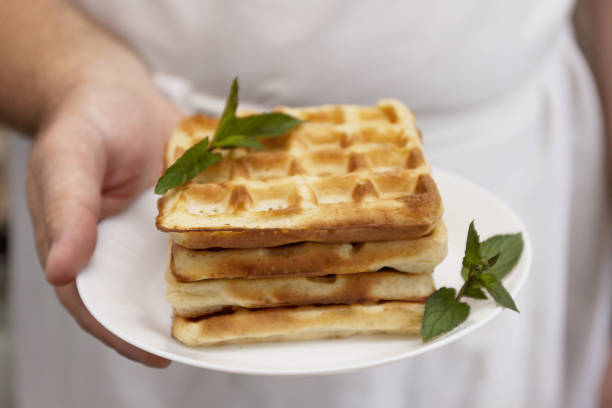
[463,285,487,300]
[461,266,469,281]
[212,77,239,144]
[421,287,470,342]
[480,233,524,279]
[154,138,222,194]
[213,134,264,150]
[228,112,303,139]
[487,253,500,268]
[462,220,483,269]
[211,112,303,150]
[480,273,519,312]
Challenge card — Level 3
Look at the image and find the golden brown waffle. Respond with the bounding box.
[172,301,424,346]
[156,100,443,249]
[167,267,434,317]
[171,222,447,281]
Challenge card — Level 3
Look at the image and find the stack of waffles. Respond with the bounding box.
[156,100,447,346]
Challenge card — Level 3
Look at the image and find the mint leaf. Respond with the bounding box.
[480,273,519,312]
[463,285,487,300]
[155,77,304,194]
[487,253,500,268]
[211,81,303,148]
[212,113,303,150]
[421,287,470,342]
[228,113,303,139]
[213,134,264,150]
[481,233,524,279]
[154,138,221,194]
[461,265,469,281]
[212,77,239,144]
[462,221,482,269]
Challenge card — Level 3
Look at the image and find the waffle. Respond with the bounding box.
[172,301,424,346]
[167,267,434,317]
[156,99,443,249]
[171,222,447,281]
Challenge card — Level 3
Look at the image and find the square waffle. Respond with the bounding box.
[170,222,447,281]
[156,100,443,249]
[166,267,434,317]
[172,301,425,346]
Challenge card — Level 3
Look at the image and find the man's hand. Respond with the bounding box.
[0,0,184,366]
[27,78,182,367]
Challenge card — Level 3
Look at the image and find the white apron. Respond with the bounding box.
[8,1,611,407]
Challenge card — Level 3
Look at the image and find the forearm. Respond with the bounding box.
[590,0,612,180]
[0,0,153,133]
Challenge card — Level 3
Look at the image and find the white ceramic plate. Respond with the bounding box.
[77,168,531,376]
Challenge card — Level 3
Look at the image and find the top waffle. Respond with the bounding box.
[156,100,443,249]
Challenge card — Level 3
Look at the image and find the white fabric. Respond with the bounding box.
[8,1,611,407]
[78,0,574,111]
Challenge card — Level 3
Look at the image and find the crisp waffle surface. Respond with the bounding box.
[157,100,443,249]
[171,222,447,281]
[172,301,424,346]
[167,267,434,317]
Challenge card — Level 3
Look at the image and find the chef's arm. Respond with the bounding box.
[0,0,152,133]
[590,0,612,180]
[0,0,177,367]
[587,1,612,406]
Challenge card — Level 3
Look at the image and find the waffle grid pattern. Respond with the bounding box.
[159,100,439,225]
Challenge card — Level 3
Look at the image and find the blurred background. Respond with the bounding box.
[0,2,599,407]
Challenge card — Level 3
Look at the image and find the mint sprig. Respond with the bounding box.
[154,77,304,194]
[154,138,221,195]
[421,221,523,342]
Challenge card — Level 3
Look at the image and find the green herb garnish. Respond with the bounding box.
[421,221,523,342]
[155,77,303,194]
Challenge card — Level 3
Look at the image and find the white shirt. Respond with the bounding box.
[8,1,611,407]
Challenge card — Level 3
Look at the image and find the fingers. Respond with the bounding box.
[26,90,182,368]
[27,114,105,285]
[56,283,170,368]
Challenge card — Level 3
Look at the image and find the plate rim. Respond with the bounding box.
[76,167,532,376]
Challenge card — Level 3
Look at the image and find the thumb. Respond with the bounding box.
[27,115,106,285]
